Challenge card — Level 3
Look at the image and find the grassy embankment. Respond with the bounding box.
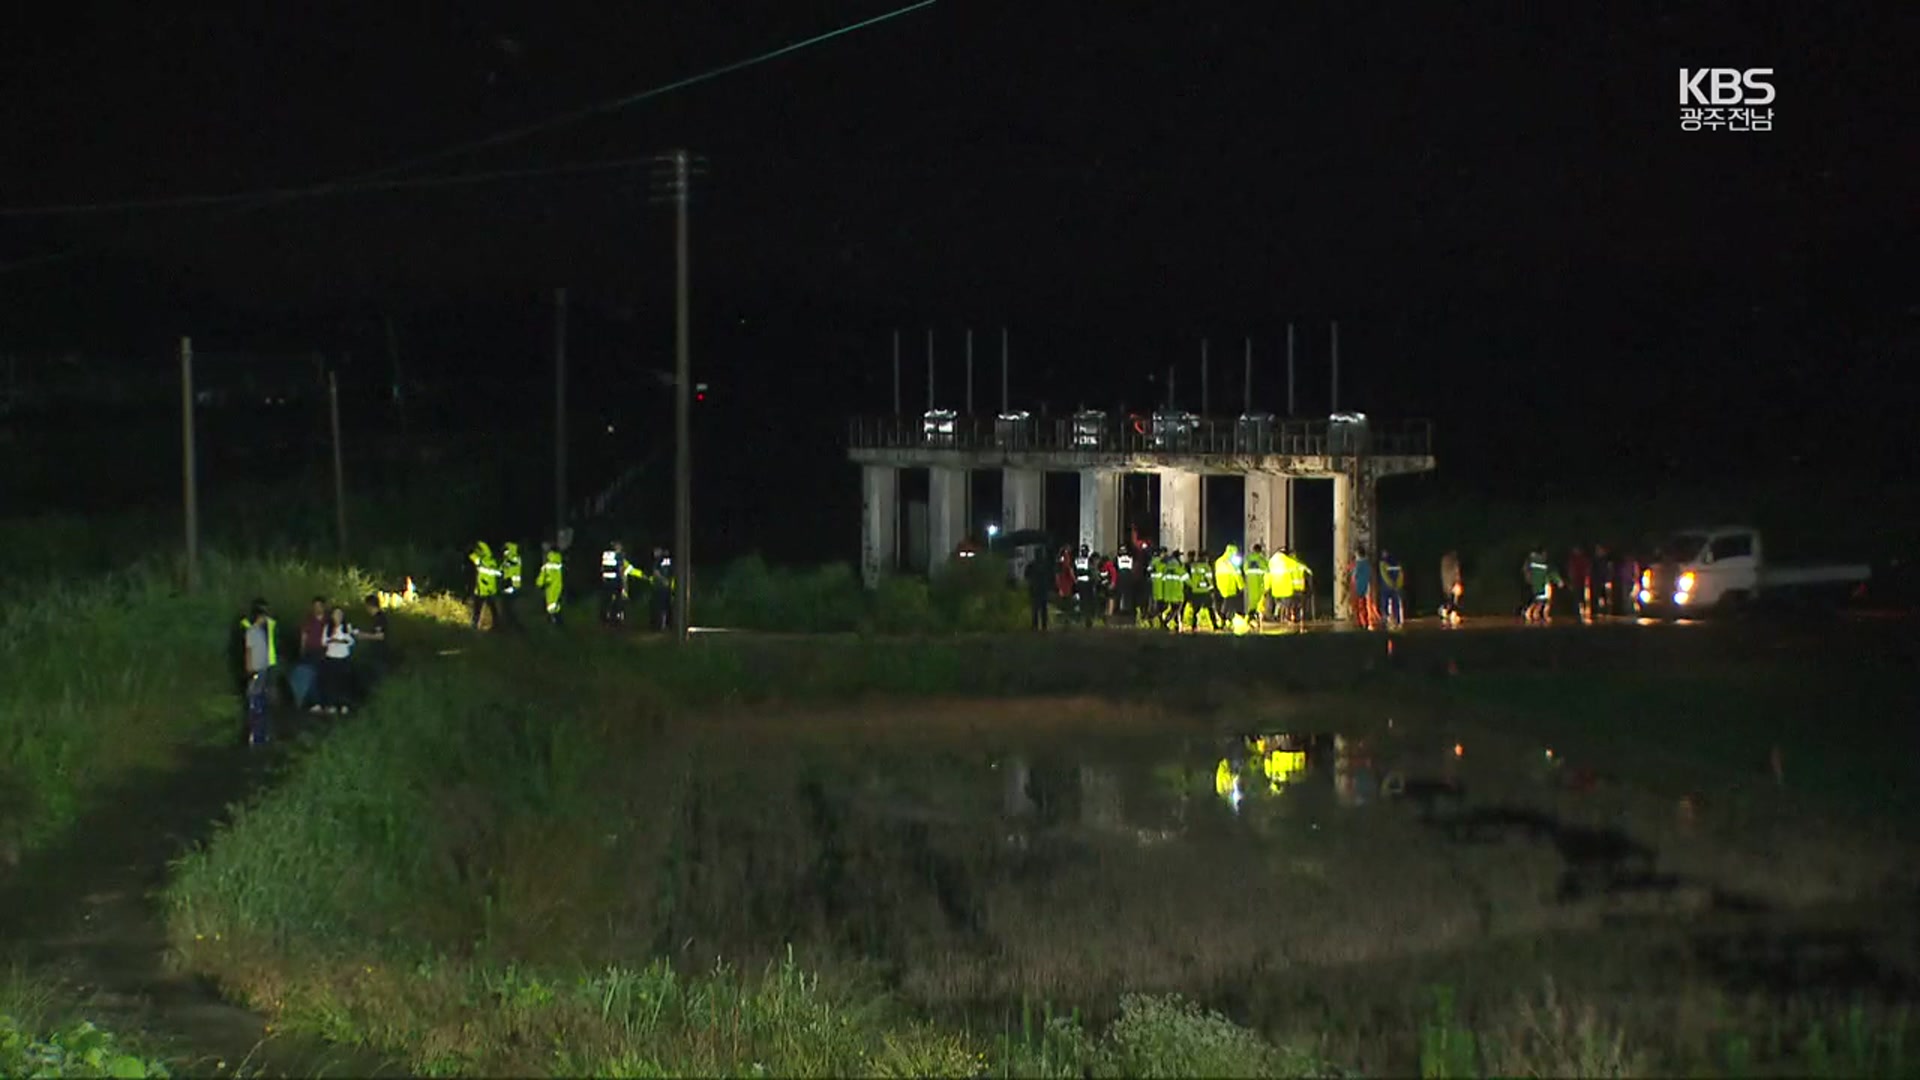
[163,616,1920,1076]
[0,556,390,867]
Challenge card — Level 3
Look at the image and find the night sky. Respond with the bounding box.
[4,3,1916,554]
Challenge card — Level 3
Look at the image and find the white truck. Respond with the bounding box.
[1638,525,1871,614]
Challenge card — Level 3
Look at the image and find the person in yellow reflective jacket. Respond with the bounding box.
[1279,547,1311,624]
[1186,555,1217,631]
[535,542,566,625]
[1270,549,1297,624]
[469,541,501,630]
[497,541,525,631]
[1216,544,1246,618]
[1161,550,1187,631]
[1244,544,1269,624]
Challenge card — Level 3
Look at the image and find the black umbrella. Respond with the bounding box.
[995,528,1052,550]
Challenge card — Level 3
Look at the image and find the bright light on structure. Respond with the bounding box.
[987,523,1000,538]
[1453,742,1465,758]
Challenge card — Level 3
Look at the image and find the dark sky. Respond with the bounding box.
[3,2,1917,504]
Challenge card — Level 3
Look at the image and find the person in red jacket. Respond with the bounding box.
[1099,552,1119,619]
[1567,546,1592,621]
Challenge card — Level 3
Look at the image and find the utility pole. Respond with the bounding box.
[384,317,409,484]
[553,287,569,541]
[180,336,199,593]
[328,367,348,558]
[653,148,702,640]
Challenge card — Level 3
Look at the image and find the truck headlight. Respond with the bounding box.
[1678,571,1696,592]
[1674,590,1692,605]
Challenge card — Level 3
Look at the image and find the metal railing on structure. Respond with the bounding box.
[848,414,1433,458]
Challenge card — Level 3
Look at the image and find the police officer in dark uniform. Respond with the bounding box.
[1072,544,1096,627]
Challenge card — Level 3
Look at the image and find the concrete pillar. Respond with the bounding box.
[1331,464,1378,623]
[1244,472,1277,553]
[1078,468,1119,552]
[1002,468,1044,533]
[1079,764,1123,830]
[1332,471,1352,622]
[1158,470,1202,555]
[860,465,897,588]
[928,466,967,573]
[1003,755,1035,817]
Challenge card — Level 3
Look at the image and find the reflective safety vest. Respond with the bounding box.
[1116,552,1135,576]
[1381,559,1404,592]
[1073,556,1092,585]
[1215,757,1237,799]
[238,616,278,667]
[1187,562,1213,595]
[1287,554,1308,592]
[1271,554,1297,599]
[1245,552,1268,595]
[1148,557,1164,600]
[536,552,565,612]
[501,545,523,595]
[471,544,501,597]
[1214,548,1244,597]
[652,557,673,591]
[1164,561,1187,600]
[600,549,625,585]
[1526,558,1558,593]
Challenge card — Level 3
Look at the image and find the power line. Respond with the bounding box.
[0,0,937,269]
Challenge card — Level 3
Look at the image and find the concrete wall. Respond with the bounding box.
[860,465,898,588]
[1159,471,1202,555]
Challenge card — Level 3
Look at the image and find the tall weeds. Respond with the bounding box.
[0,555,379,863]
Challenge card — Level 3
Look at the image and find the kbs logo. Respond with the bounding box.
[1678,68,1774,132]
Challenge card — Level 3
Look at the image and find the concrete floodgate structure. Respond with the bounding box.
[850,413,1435,622]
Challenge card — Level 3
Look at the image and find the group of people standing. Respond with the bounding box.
[1023,539,1314,633]
[1523,544,1642,623]
[235,593,390,746]
[597,540,675,630]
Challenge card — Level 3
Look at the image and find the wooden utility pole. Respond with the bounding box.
[656,149,698,641]
[180,336,199,592]
[328,368,348,557]
[553,286,569,541]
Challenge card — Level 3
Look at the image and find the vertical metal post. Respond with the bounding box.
[1200,338,1210,416]
[1167,365,1175,410]
[180,336,199,593]
[891,329,901,415]
[554,286,568,539]
[1286,322,1296,551]
[965,328,974,414]
[999,326,1009,414]
[925,328,934,412]
[1243,336,1252,414]
[672,150,693,641]
[1331,319,1340,414]
[1286,323,1296,415]
[328,368,348,558]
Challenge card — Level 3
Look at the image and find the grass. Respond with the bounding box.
[0,554,391,864]
[156,621,1920,1076]
[700,553,1028,633]
[0,966,172,1078]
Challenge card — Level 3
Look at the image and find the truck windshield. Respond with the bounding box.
[1666,533,1708,562]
